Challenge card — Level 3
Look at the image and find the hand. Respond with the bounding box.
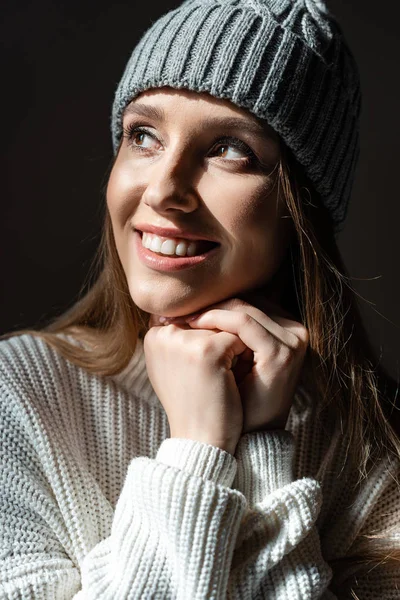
[175,296,309,434]
[143,321,248,455]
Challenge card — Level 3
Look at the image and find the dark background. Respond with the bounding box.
[1,1,399,380]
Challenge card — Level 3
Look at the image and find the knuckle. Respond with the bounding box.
[144,322,182,349]
[279,345,294,365]
[163,323,180,335]
[288,333,302,351]
[143,327,156,345]
[288,327,309,351]
[231,298,246,310]
[189,333,228,365]
[298,325,310,346]
[238,312,253,327]
[277,336,308,367]
[194,337,215,359]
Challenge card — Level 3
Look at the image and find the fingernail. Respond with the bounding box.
[186,313,201,322]
[159,316,184,325]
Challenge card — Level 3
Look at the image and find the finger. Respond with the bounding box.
[156,322,248,368]
[220,301,309,348]
[159,299,308,347]
[211,331,248,368]
[187,309,284,357]
[204,295,297,322]
[157,313,202,325]
[267,315,309,346]
[188,306,305,351]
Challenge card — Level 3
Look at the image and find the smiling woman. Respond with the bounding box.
[0,1,399,599]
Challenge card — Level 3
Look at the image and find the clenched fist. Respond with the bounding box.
[144,323,247,455]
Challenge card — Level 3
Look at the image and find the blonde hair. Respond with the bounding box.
[2,139,399,585]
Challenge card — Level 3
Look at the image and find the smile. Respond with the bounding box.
[134,230,220,272]
[141,232,218,258]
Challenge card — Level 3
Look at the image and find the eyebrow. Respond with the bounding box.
[123,102,279,142]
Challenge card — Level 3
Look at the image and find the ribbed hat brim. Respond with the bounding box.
[111,1,361,234]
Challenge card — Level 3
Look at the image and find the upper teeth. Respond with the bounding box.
[142,232,198,257]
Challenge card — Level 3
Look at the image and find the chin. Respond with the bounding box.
[127,275,252,319]
[129,287,203,319]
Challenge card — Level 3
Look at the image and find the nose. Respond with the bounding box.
[141,151,199,214]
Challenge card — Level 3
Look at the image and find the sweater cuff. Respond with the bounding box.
[156,437,237,488]
[233,430,295,501]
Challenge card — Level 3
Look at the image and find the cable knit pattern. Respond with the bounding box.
[0,333,399,599]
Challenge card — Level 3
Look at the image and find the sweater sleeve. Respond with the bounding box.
[327,461,400,600]
[0,380,246,600]
[229,430,334,598]
[75,438,246,599]
[231,431,400,600]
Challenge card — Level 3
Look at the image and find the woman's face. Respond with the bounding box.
[107,87,293,319]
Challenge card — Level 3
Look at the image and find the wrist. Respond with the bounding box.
[170,433,237,455]
[158,437,238,486]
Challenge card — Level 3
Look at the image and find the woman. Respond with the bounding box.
[1,0,399,598]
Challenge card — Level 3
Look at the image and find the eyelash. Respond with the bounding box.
[122,122,259,168]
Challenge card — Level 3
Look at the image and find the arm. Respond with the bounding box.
[0,384,246,599]
[327,460,400,600]
[228,430,333,599]
[77,438,246,599]
[230,430,400,600]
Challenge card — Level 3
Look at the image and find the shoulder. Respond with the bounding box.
[0,331,72,382]
[0,332,53,384]
[0,332,92,413]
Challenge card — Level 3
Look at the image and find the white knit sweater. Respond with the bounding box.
[0,333,399,599]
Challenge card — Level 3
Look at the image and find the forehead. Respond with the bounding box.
[123,87,280,142]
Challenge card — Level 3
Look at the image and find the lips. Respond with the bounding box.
[133,229,221,272]
[134,223,219,244]
[138,230,219,256]
[137,230,218,255]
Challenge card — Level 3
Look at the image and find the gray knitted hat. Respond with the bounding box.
[111,0,361,235]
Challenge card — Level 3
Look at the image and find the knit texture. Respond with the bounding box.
[1,333,399,598]
[110,0,361,235]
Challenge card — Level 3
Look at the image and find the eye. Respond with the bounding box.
[213,143,247,160]
[132,131,153,148]
[123,124,160,151]
[210,136,258,167]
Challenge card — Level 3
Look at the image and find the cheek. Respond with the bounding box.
[216,179,289,283]
[106,160,143,227]
[214,178,281,245]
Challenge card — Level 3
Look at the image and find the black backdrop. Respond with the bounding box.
[2,0,399,380]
